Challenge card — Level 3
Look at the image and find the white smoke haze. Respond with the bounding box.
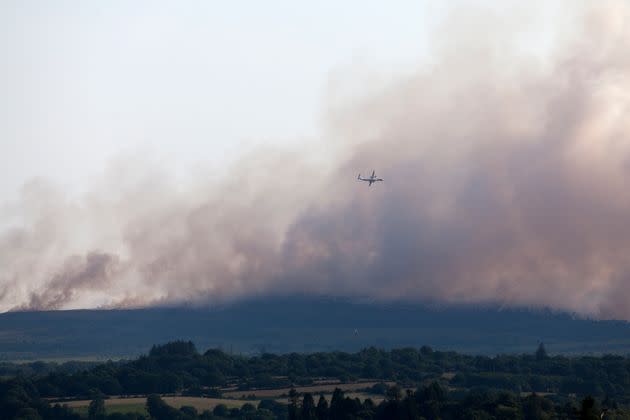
[3,2,630,318]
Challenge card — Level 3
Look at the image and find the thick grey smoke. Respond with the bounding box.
[3,2,630,318]
[14,252,120,311]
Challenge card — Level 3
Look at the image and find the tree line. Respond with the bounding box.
[4,341,630,418]
[16,341,630,403]
[3,378,629,419]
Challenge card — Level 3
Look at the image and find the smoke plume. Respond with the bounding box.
[3,2,630,318]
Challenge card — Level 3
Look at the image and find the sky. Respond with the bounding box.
[4,1,630,318]
[1,0,452,200]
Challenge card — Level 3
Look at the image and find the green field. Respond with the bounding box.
[70,402,147,417]
[63,383,387,416]
[66,396,258,416]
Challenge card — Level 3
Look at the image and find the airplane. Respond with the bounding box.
[357,170,383,186]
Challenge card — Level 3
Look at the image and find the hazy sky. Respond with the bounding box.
[6,1,630,318]
[1,0,457,200]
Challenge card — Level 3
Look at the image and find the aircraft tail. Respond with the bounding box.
[357,174,361,180]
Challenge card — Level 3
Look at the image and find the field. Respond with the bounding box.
[66,396,254,416]
[222,381,393,399]
[63,381,391,416]
[69,400,148,417]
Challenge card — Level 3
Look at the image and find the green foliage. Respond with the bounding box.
[213,403,229,417]
[0,377,80,420]
[21,340,630,405]
[315,395,329,420]
[149,341,198,358]
[288,388,300,420]
[10,341,630,419]
[88,395,106,420]
[179,405,198,419]
[301,393,315,420]
[536,343,548,361]
[579,396,599,420]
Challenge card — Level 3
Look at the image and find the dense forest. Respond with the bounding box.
[3,341,630,419]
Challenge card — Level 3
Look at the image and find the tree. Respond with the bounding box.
[179,405,198,419]
[199,410,214,420]
[522,393,543,420]
[88,395,106,420]
[302,392,316,420]
[213,404,229,417]
[316,395,329,420]
[244,402,257,411]
[402,390,419,420]
[579,396,599,420]
[13,408,43,420]
[259,399,287,419]
[329,388,344,420]
[386,385,402,402]
[360,398,376,419]
[149,341,198,357]
[417,382,446,403]
[288,388,301,420]
[536,343,548,361]
[146,394,180,420]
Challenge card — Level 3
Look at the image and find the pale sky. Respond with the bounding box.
[1,1,459,201]
[1,1,572,201]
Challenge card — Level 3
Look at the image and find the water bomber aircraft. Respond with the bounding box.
[357,170,383,186]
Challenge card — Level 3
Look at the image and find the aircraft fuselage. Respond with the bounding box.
[357,172,383,186]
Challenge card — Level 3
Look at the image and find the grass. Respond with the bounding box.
[69,402,147,416]
[65,381,392,416]
[66,396,255,416]
[65,387,386,416]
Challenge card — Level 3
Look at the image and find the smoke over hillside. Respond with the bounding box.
[3,2,630,318]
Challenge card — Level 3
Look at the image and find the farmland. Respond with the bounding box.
[62,381,391,416]
[66,396,254,416]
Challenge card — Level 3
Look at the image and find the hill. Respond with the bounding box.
[1,297,630,360]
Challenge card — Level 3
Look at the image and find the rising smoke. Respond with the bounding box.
[3,2,630,318]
